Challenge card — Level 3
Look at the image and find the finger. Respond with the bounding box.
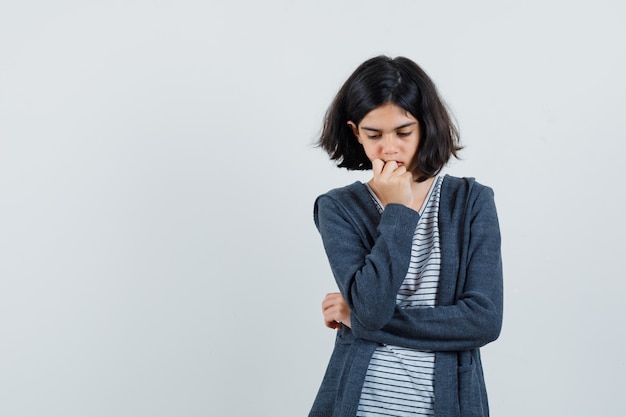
[321,293,341,310]
[322,292,342,303]
[381,160,398,174]
[323,292,341,299]
[325,320,342,330]
[390,164,408,178]
[322,300,335,313]
[324,306,345,325]
[379,162,405,181]
[384,161,409,178]
[324,308,342,327]
[322,304,339,321]
[371,159,385,176]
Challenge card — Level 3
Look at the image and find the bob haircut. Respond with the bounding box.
[318,55,461,182]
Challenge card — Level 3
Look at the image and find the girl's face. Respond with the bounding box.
[348,102,420,172]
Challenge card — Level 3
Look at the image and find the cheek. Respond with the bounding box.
[361,143,380,159]
[408,137,420,152]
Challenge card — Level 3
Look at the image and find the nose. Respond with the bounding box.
[381,133,398,155]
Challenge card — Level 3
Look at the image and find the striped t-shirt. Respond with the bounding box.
[357,175,443,417]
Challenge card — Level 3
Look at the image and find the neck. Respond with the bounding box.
[410,176,435,212]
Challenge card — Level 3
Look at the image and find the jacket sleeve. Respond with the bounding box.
[350,186,503,351]
[314,194,420,330]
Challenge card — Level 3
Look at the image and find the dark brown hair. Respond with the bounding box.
[318,55,461,181]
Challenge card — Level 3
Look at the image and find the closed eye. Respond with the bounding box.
[397,131,412,137]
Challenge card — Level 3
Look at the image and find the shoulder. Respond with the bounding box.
[313,181,376,229]
[318,181,368,201]
[314,181,369,213]
[441,174,495,201]
[441,174,493,193]
[439,175,497,220]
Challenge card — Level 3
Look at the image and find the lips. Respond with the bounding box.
[384,160,403,167]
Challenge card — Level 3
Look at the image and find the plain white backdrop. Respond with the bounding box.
[1,1,625,416]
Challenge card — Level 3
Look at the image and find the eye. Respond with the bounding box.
[397,131,412,137]
[366,134,382,139]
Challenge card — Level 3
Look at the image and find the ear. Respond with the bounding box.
[347,121,362,143]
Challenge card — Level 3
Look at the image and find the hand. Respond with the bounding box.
[321,292,351,330]
[368,159,413,208]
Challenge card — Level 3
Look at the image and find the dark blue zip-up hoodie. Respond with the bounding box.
[310,175,503,417]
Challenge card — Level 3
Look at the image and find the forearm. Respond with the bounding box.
[351,291,503,351]
[315,196,419,330]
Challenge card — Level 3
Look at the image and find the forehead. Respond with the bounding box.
[359,102,418,128]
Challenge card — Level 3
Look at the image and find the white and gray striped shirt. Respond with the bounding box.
[357,175,443,417]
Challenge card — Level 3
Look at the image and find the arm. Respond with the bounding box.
[351,186,503,351]
[314,194,420,330]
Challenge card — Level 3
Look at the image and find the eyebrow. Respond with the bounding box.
[360,122,417,132]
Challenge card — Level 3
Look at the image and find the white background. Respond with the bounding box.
[1,1,625,416]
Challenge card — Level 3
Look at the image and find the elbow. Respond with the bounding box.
[482,324,502,346]
[461,292,503,346]
[475,310,503,346]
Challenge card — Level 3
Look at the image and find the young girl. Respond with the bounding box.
[310,56,503,417]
